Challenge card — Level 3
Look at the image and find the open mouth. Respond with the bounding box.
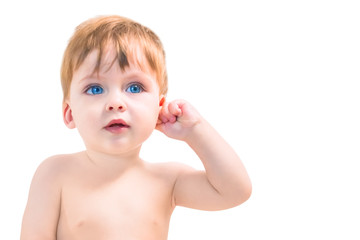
[105,119,129,133]
[108,123,128,128]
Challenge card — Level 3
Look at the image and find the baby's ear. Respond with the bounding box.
[62,102,76,129]
[159,96,166,107]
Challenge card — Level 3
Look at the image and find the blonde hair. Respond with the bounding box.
[61,15,168,101]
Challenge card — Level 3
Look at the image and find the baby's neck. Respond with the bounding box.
[83,149,143,172]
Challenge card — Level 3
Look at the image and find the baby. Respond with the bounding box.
[21,15,252,240]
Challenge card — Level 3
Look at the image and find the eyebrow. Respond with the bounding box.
[78,73,99,84]
[77,69,155,85]
[123,71,153,80]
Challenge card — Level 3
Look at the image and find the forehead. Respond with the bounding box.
[73,44,155,81]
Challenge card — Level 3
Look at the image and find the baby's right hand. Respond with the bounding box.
[156,99,202,141]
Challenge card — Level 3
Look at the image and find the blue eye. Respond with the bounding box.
[126,84,143,93]
[86,85,104,95]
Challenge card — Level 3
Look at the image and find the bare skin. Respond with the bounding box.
[42,152,178,240]
[21,117,251,239]
[21,46,252,240]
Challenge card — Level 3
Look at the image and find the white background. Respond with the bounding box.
[0,0,359,239]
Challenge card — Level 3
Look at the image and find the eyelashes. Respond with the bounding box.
[126,83,144,93]
[85,85,104,95]
[84,82,145,95]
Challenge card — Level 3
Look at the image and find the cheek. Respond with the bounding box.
[132,99,160,123]
[71,101,102,127]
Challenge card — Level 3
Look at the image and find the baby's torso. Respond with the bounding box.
[56,153,176,240]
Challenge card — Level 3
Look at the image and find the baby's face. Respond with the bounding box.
[64,46,163,155]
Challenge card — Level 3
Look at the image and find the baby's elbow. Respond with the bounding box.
[242,182,252,202]
[232,181,252,207]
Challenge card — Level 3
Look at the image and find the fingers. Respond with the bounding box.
[168,101,183,117]
[158,100,185,124]
[158,102,176,123]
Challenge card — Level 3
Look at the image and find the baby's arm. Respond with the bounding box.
[157,100,252,210]
[21,156,62,240]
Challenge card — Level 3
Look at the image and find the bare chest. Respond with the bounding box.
[57,169,174,240]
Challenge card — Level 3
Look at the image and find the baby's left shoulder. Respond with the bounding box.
[144,161,195,181]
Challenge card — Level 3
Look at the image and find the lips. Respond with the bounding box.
[104,119,129,133]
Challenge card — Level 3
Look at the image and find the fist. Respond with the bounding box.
[156,99,202,141]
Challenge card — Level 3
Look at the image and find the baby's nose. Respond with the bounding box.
[107,105,125,111]
[106,95,127,112]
